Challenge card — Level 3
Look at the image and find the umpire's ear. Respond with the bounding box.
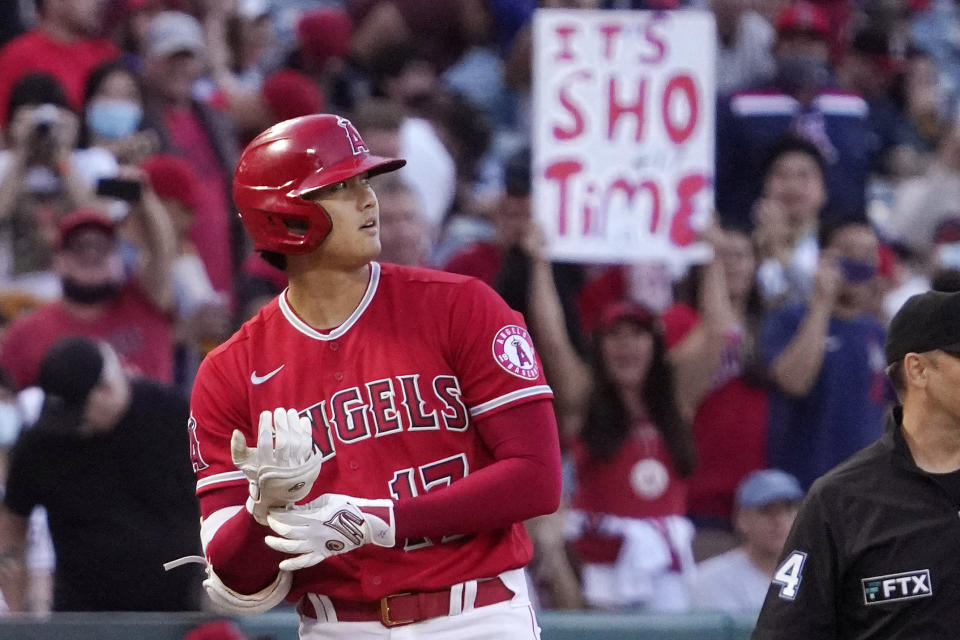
[901,352,930,391]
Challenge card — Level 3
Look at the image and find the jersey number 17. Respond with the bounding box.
[389,453,469,551]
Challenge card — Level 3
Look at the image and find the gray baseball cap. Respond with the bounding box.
[146,11,205,59]
[736,469,804,509]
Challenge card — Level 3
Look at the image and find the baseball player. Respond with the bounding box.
[185,114,562,638]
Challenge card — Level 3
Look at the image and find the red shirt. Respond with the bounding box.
[0,30,119,125]
[571,421,687,519]
[189,263,554,602]
[661,303,768,521]
[442,242,502,286]
[164,108,234,295]
[0,283,174,388]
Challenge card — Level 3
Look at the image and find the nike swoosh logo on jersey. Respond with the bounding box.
[250,365,285,385]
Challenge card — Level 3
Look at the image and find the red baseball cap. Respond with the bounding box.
[141,154,198,212]
[595,301,658,334]
[776,1,830,40]
[57,208,116,249]
[261,70,325,123]
[296,8,352,63]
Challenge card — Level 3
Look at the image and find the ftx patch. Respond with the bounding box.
[862,570,932,605]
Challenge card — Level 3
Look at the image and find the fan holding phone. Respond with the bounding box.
[0,74,119,302]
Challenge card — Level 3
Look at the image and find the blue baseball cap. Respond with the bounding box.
[736,469,804,509]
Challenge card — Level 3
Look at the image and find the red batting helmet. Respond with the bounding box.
[233,114,406,254]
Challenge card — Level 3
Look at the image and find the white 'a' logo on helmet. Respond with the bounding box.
[336,117,369,156]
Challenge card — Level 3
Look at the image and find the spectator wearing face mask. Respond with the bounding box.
[79,60,159,166]
[0,73,118,303]
[760,222,888,489]
[715,1,872,230]
[0,198,176,390]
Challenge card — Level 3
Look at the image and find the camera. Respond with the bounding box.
[31,104,59,138]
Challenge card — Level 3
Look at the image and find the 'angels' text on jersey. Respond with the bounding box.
[188,263,553,602]
[304,373,469,459]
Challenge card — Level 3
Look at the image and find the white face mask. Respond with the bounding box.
[0,402,23,448]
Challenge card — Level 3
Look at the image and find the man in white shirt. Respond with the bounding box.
[690,469,803,615]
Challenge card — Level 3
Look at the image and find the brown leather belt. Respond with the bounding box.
[296,577,515,627]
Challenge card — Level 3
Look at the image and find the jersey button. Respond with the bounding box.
[371,576,382,586]
[334,371,344,381]
[349,460,359,470]
[329,342,339,351]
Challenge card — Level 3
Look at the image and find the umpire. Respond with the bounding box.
[753,289,960,638]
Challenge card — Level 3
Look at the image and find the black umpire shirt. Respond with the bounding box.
[753,406,960,639]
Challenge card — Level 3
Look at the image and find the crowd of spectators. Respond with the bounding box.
[0,0,958,622]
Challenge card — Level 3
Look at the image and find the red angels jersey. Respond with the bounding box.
[570,421,687,519]
[188,262,553,602]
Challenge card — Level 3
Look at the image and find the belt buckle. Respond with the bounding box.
[379,592,416,627]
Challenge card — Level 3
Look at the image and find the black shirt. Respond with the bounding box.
[753,407,960,638]
[4,380,203,612]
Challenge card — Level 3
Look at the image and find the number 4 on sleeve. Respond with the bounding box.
[773,550,808,600]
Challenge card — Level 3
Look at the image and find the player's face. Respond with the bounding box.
[307,174,381,268]
[599,321,654,389]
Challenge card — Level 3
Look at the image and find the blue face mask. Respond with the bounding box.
[838,257,876,283]
[86,99,143,140]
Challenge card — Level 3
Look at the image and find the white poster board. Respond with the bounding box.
[532,9,716,267]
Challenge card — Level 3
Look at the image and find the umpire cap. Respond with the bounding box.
[885,290,960,365]
[34,337,104,433]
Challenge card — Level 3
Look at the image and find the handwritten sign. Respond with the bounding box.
[532,9,716,266]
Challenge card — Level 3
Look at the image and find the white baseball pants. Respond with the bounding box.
[296,569,541,639]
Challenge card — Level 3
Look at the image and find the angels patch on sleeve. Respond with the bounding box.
[492,325,540,380]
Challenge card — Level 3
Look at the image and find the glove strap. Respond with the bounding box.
[353,498,396,548]
[163,554,292,615]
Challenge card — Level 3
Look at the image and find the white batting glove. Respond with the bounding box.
[264,493,396,571]
[231,408,323,526]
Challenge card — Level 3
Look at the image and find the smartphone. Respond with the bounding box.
[96,177,142,202]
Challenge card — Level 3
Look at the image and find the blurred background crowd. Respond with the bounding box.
[0,0,958,625]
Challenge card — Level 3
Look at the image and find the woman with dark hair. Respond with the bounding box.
[523,231,697,612]
[78,59,157,165]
